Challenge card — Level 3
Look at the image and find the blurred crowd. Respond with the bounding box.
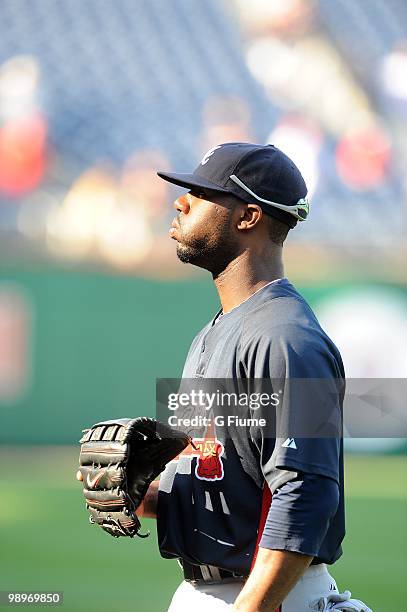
[0,0,406,277]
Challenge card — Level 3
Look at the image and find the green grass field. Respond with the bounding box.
[0,448,406,611]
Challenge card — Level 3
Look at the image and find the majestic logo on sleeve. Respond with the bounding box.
[282,437,297,449]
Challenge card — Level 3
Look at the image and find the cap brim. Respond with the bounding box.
[157,171,229,193]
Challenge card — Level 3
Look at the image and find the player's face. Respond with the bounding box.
[169,189,242,276]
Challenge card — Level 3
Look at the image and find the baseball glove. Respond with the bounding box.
[78,417,191,538]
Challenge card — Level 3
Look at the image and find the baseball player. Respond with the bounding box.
[154,143,371,611]
[78,143,371,611]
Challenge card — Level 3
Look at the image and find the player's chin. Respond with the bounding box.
[175,241,206,264]
[175,243,195,263]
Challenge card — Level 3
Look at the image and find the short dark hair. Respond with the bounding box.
[265,214,290,246]
[209,192,291,245]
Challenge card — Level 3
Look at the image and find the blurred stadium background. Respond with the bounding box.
[0,0,406,610]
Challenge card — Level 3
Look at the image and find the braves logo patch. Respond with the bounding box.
[177,436,225,481]
[176,418,225,481]
[194,437,224,481]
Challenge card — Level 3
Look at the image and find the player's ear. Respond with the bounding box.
[236,203,263,231]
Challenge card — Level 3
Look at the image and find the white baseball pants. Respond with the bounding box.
[168,563,338,611]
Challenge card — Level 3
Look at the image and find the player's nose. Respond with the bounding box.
[174,194,190,214]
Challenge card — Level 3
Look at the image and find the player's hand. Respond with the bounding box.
[76,470,83,482]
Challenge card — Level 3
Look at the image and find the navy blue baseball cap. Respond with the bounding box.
[157,142,309,229]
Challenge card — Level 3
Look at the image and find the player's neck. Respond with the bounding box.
[213,249,284,313]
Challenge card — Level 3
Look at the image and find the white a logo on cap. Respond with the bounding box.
[201,145,222,166]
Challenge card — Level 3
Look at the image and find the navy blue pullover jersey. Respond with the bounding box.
[157,278,345,575]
